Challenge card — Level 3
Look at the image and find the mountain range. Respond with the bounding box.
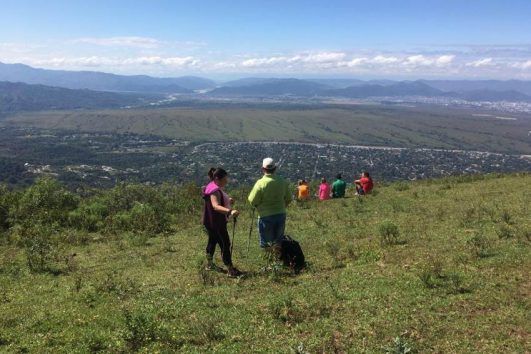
[211,78,531,102]
[1,62,531,110]
[0,62,216,93]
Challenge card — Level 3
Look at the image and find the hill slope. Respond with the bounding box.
[0,173,529,352]
[0,81,157,113]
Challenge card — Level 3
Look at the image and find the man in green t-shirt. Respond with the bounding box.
[332,173,347,198]
[248,158,292,248]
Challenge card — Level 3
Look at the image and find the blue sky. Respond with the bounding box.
[1,0,530,79]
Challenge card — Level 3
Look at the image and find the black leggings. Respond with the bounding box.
[205,225,232,267]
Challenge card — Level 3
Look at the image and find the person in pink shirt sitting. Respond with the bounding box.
[318,178,331,201]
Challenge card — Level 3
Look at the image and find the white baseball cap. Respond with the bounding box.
[262,157,276,169]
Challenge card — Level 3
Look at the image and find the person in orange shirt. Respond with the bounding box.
[297,179,310,200]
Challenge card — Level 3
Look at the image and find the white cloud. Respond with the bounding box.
[241,52,346,68]
[402,54,455,67]
[123,56,197,66]
[512,59,531,69]
[72,36,162,49]
[466,58,493,67]
[338,57,368,67]
[301,52,346,63]
[29,56,198,68]
[435,55,455,66]
[33,56,118,67]
[371,55,399,64]
[404,55,433,66]
[241,56,289,67]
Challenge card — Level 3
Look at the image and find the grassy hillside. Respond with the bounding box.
[0,173,529,352]
[4,105,531,154]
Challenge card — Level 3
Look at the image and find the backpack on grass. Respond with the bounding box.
[280,235,306,271]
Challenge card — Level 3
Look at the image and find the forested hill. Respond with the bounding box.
[0,81,158,113]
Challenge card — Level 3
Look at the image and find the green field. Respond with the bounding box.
[4,105,531,154]
[0,174,529,352]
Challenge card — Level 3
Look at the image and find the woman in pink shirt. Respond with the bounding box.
[318,178,331,201]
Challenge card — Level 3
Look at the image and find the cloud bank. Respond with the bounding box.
[1,38,530,79]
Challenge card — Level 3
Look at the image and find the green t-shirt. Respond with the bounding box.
[332,179,347,198]
[248,174,292,217]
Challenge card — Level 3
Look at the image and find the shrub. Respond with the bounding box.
[97,270,139,299]
[496,224,515,239]
[20,224,58,273]
[378,220,400,245]
[467,231,493,258]
[393,182,410,191]
[123,306,166,351]
[189,315,225,344]
[68,200,108,232]
[419,259,444,289]
[384,336,413,354]
[0,184,15,233]
[499,210,513,224]
[268,293,301,324]
[419,260,469,294]
[14,178,79,228]
[325,241,344,268]
[130,202,165,234]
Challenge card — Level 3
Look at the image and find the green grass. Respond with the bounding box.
[4,104,531,153]
[0,174,530,352]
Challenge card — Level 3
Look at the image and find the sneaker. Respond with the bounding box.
[205,263,223,272]
[205,256,223,272]
[227,267,243,278]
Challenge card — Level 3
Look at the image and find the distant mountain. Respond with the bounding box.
[307,78,366,89]
[219,78,286,88]
[422,80,531,96]
[209,78,329,96]
[208,78,531,102]
[0,81,157,113]
[324,81,444,98]
[0,62,216,93]
[308,79,398,89]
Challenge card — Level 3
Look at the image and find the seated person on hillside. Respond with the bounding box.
[354,172,374,195]
[332,174,347,198]
[318,178,331,201]
[297,179,310,200]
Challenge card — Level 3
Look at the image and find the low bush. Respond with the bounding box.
[0,184,14,233]
[268,293,302,324]
[419,259,469,294]
[13,178,79,228]
[123,306,167,351]
[496,224,515,239]
[384,335,414,354]
[378,220,400,245]
[393,182,410,191]
[467,231,494,258]
[19,224,59,273]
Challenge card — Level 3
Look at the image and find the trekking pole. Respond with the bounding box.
[246,208,255,258]
[230,216,237,256]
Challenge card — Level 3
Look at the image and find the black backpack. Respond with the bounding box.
[280,235,306,271]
